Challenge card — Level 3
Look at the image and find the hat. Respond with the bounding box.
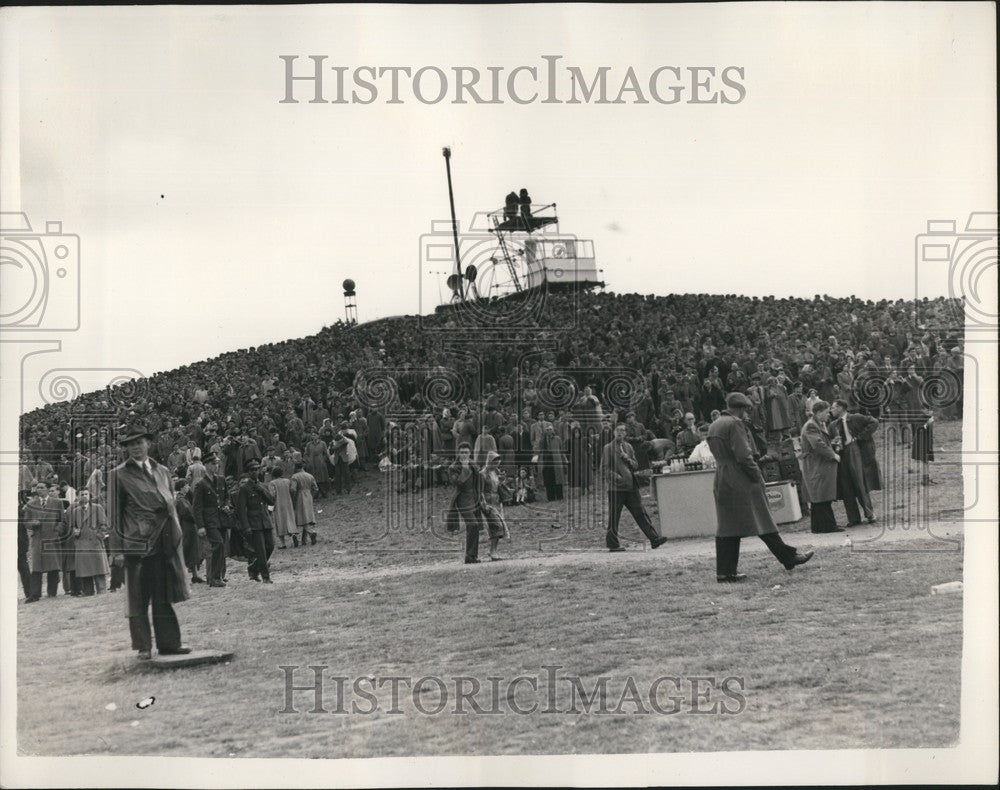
[244,459,261,472]
[201,451,218,464]
[726,392,753,409]
[118,423,153,445]
[485,450,501,465]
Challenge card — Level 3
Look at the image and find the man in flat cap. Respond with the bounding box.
[108,423,191,660]
[706,393,813,583]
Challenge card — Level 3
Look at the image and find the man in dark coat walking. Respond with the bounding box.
[108,423,192,660]
[192,452,230,587]
[830,399,881,525]
[600,424,667,552]
[235,459,275,582]
[706,393,814,583]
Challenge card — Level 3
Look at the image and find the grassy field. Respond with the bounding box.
[16,422,965,756]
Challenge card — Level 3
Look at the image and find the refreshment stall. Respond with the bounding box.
[651,469,803,539]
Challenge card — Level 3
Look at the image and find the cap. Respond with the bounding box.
[725,392,753,409]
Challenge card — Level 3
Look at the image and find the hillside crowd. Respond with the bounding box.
[17,291,964,598]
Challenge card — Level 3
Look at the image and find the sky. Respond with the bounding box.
[1,3,996,414]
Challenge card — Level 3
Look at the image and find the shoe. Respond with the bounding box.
[464,558,481,564]
[310,533,317,546]
[717,574,748,583]
[292,535,299,548]
[845,521,862,527]
[137,650,152,660]
[811,527,844,533]
[158,646,192,655]
[262,578,274,584]
[783,550,815,570]
[208,581,226,588]
[651,537,668,549]
[278,544,286,550]
[608,546,627,553]
[866,516,877,524]
[191,575,205,583]
[249,575,261,582]
[24,596,40,603]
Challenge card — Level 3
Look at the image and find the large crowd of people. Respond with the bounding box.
[17,290,964,607]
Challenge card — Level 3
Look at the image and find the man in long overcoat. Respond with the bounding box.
[706,393,814,583]
[108,423,192,660]
[830,399,881,525]
[69,489,111,595]
[25,481,62,598]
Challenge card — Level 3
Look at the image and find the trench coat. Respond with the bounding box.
[25,495,65,573]
[706,413,778,538]
[70,502,111,579]
[799,417,839,503]
[304,439,331,485]
[268,476,297,537]
[291,470,318,526]
[537,434,568,486]
[107,458,190,617]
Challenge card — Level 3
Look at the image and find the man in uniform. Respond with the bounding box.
[235,459,275,583]
[108,423,192,660]
[192,452,230,587]
[706,393,814,583]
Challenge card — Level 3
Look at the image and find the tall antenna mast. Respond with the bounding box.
[442,147,463,301]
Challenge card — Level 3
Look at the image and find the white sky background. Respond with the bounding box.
[1,3,997,408]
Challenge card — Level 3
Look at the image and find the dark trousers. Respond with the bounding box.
[62,569,80,595]
[18,553,32,599]
[840,476,874,523]
[606,486,661,548]
[542,467,562,501]
[715,532,798,576]
[205,527,227,583]
[810,501,838,532]
[79,575,106,595]
[248,529,275,580]
[182,524,201,572]
[105,538,123,590]
[30,570,60,598]
[334,458,352,495]
[126,552,182,653]
[458,507,484,562]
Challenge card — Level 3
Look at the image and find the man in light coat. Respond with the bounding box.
[108,423,192,660]
[707,393,813,583]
